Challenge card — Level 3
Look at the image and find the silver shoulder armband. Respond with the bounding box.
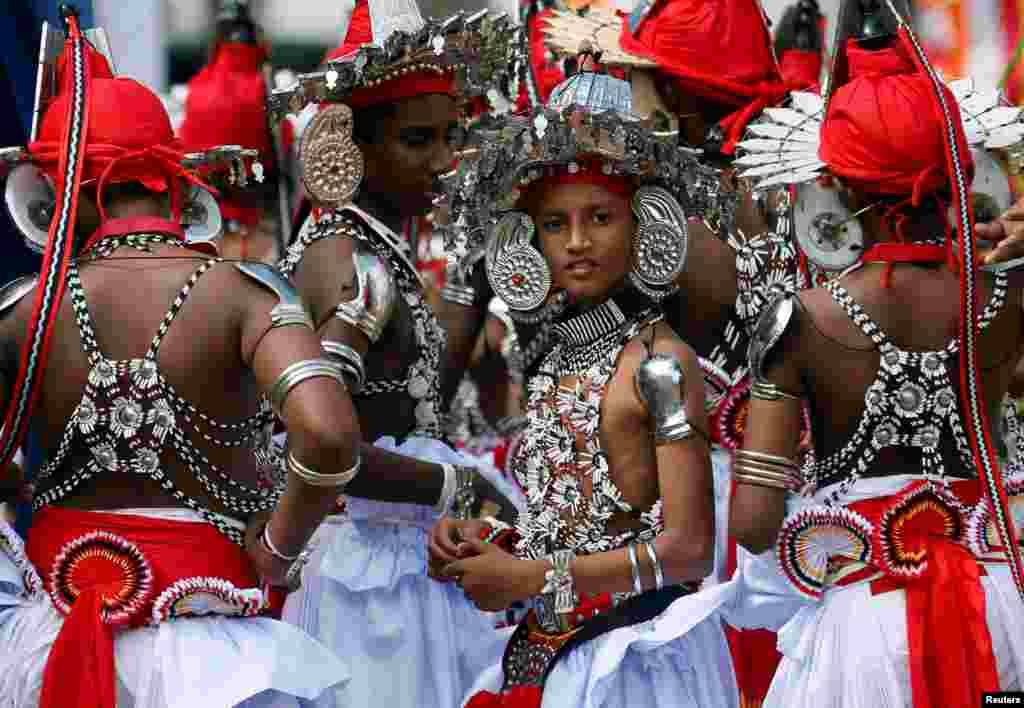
[321,339,366,393]
[236,262,314,331]
[748,294,801,402]
[634,353,694,444]
[334,240,396,343]
[270,358,347,416]
[0,275,37,318]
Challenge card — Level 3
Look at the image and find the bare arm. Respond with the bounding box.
[239,278,361,572]
[729,309,805,554]
[570,335,715,595]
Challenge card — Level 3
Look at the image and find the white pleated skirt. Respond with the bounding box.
[282,436,518,708]
[0,512,348,708]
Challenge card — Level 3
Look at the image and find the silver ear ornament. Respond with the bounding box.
[793,181,863,272]
[629,185,687,300]
[4,161,56,254]
[485,210,552,311]
[181,185,224,246]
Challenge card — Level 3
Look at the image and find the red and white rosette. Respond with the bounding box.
[151,576,264,624]
[967,476,1024,558]
[776,505,873,599]
[48,531,154,627]
[0,521,43,598]
[874,482,964,580]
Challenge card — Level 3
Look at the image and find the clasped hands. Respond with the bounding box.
[427,517,545,612]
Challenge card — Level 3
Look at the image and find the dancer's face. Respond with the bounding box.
[530,181,635,308]
[359,93,459,217]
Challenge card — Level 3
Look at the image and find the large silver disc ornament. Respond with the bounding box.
[180,185,223,245]
[958,147,1012,227]
[4,162,56,254]
[794,181,863,272]
[300,104,364,208]
[629,186,688,296]
[485,211,552,311]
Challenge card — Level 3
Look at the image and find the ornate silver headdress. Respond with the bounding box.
[439,71,725,315]
[267,6,522,211]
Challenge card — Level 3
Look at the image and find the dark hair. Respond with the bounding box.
[352,102,398,145]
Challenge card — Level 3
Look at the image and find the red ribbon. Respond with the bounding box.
[902,538,998,708]
[27,507,260,708]
[79,216,219,256]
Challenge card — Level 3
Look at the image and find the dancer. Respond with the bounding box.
[0,10,359,707]
[432,70,739,708]
[729,2,1024,705]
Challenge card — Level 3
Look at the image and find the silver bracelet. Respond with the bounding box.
[287,450,361,488]
[262,520,301,561]
[434,463,456,514]
[440,283,477,307]
[321,340,366,393]
[450,466,478,520]
[270,358,347,416]
[541,549,576,614]
[627,543,644,594]
[644,541,664,591]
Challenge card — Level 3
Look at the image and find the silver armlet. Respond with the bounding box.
[634,353,694,444]
[262,519,301,561]
[0,275,37,318]
[287,450,361,488]
[270,358,347,416]
[628,543,644,594]
[441,283,477,307]
[748,293,802,403]
[321,339,366,393]
[334,242,396,343]
[643,541,664,591]
[236,262,314,331]
[733,449,802,491]
[450,466,478,520]
[541,549,576,614]
[434,463,457,514]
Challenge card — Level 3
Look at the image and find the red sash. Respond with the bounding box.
[26,507,261,708]
[843,480,1000,708]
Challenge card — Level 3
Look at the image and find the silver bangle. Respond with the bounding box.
[644,541,664,591]
[321,340,366,393]
[287,450,361,488]
[541,549,576,614]
[270,358,347,416]
[434,463,456,514]
[628,543,644,594]
[441,283,477,307]
[451,466,478,520]
[262,520,301,561]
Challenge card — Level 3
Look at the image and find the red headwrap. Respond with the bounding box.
[516,8,568,111]
[180,42,272,163]
[323,0,454,109]
[778,49,822,89]
[819,41,972,203]
[516,158,636,209]
[618,0,796,152]
[30,44,211,223]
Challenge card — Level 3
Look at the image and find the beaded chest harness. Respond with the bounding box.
[775,272,1014,599]
[511,299,664,562]
[33,235,280,546]
[280,211,446,438]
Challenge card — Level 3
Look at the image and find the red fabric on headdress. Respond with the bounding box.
[618,0,798,152]
[30,61,211,219]
[322,0,454,109]
[819,41,973,203]
[515,8,567,111]
[180,42,272,163]
[516,161,636,209]
[778,49,822,89]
